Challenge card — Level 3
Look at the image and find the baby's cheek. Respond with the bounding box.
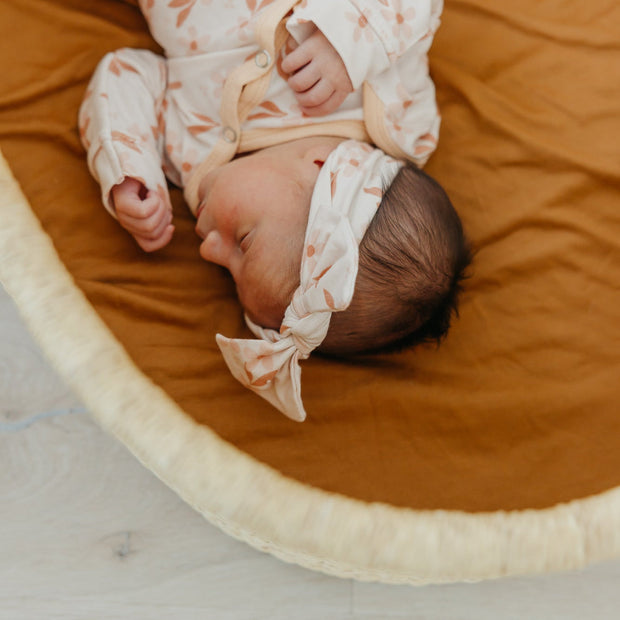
[237,269,288,330]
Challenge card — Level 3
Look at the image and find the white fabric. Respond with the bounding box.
[216,140,403,421]
[79,0,441,214]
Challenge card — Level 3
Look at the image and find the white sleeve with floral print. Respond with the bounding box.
[78,48,172,217]
[288,0,437,90]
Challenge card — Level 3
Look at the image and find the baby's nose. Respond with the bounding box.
[199,230,229,268]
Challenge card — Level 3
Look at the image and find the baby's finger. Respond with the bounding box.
[299,89,345,117]
[120,206,172,240]
[134,224,175,253]
[116,191,162,220]
[280,40,313,75]
[146,188,172,213]
[285,35,298,53]
[287,62,321,93]
[294,79,334,110]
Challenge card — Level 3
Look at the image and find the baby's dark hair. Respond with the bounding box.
[320,162,471,356]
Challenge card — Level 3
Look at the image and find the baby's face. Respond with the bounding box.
[195,137,343,328]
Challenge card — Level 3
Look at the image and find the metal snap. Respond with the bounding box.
[222,126,237,143]
[254,49,271,69]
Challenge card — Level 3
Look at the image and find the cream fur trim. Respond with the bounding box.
[2,148,620,584]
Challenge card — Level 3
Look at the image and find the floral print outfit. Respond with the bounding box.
[79,0,442,215]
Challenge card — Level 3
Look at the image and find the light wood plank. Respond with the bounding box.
[0,412,352,619]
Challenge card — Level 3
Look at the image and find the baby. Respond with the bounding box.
[79,0,470,420]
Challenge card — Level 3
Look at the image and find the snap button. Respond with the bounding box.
[222,126,237,143]
[254,49,271,69]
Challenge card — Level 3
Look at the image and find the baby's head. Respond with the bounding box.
[321,161,471,356]
[196,138,470,420]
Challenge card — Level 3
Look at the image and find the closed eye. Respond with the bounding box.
[239,231,252,253]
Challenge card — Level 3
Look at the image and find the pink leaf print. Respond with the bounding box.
[247,100,286,120]
[330,170,338,198]
[151,109,166,140]
[363,186,382,198]
[259,101,284,114]
[323,289,336,310]
[188,125,215,136]
[313,265,332,286]
[111,131,142,154]
[413,133,437,157]
[249,369,278,387]
[108,56,139,77]
[168,0,197,28]
[364,186,383,206]
[194,112,217,123]
[176,6,193,27]
[418,132,437,144]
[187,112,218,135]
[412,133,437,156]
[246,0,273,12]
[414,144,433,156]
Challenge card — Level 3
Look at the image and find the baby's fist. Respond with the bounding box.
[281,28,353,117]
[112,178,174,252]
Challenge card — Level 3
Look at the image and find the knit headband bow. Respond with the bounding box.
[216,140,403,421]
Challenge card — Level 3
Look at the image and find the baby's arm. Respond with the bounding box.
[280,27,353,117]
[79,48,173,251]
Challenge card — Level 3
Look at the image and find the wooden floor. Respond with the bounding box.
[2,283,620,620]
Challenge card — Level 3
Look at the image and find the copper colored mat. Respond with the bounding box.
[1,0,620,579]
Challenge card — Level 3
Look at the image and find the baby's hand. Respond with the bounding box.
[281,27,353,117]
[111,177,174,252]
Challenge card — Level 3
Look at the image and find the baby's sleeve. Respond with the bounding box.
[78,48,169,217]
[287,0,435,90]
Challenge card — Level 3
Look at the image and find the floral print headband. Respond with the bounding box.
[216,140,404,421]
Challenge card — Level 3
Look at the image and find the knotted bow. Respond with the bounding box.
[217,140,403,421]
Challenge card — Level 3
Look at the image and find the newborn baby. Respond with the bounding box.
[79,0,470,419]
